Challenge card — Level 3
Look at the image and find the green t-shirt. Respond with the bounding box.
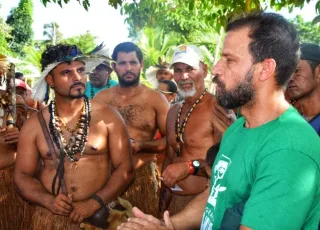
[84,79,118,99]
[201,106,320,230]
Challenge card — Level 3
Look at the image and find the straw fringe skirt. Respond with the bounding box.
[31,206,81,230]
[0,165,34,230]
[122,161,160,217]
[168,193,196,215]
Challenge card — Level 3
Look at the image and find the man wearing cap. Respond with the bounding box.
[159,44,233,216]
[94,42,169,217]
[288,43,320,135]
[14,44,134,229]
[85,61,118,99]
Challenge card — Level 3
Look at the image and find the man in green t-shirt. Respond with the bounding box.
[117,12,320,230]
[85,61,118,99]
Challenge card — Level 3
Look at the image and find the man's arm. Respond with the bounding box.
[133,93,169,154]
[14,116,72,216]
[94,107,134,203]
[119,187,209,230]
[171,187,209,229]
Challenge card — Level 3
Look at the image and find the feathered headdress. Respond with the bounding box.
[32,43,113,102]
[146,57,172,88]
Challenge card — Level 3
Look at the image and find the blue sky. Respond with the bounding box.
[0,0,318,52]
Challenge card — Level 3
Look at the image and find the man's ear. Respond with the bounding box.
[202,63,208,78]
[314,64,320,83]
[112,62,116,71]
[46,74,54,88]
[258,58,276,82]
[141,60,144,69]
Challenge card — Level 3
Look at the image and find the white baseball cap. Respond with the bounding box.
[170,45,204,68]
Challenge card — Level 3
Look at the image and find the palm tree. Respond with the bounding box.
[43,22,63,46]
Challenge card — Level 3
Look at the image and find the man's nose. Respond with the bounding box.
[124,63,132,71]
[72,70,82,81]
[180,72,190,80]
[211,60,222,80]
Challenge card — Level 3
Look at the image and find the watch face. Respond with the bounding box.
[193,160,200,167]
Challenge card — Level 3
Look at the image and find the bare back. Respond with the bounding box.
[167,93,222,195]
[95,84,169,168]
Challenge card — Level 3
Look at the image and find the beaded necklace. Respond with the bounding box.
[90,78,111,99]
[49,95,91,163]
[175,89,207,156]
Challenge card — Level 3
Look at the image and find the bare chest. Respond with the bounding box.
[37,122,108,162]
[107,97,156,131]
[168,107,216,155]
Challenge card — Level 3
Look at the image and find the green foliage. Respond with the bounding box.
[6,0,34,56]
[291,15,320,44]
[62,31,97,53]
[0,17,12,55]
[40,0,123,10]
[43,22,63,45]
[120,0,320,39]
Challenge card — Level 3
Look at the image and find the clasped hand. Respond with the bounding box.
[48,194,100,224]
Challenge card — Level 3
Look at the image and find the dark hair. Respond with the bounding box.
[307,60,320,74]
[112,42,143,64]
[159,80,177,93]
[41,44,83,71]
[15,72,24,79]
[205,143,220,168]
[226,12,300,86]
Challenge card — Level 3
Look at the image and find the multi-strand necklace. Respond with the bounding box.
[90,79,110,99]
[49,95,91,165]
[175,89,207,156]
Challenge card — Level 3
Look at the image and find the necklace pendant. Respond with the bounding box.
[74,162,78,170]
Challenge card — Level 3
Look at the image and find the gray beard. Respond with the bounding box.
[179,87,197,98]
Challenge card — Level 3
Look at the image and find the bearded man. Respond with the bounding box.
[94,42,169,217]
[14,44,134,230]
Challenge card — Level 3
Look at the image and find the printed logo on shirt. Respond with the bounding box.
[201,154,232,229]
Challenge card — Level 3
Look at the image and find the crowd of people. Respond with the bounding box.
[0,11,319,230]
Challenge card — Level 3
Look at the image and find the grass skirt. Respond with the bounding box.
[122,161,160,217]
[31,206,81,230]
[0,165,34,230]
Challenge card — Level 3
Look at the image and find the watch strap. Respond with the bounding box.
[187,160,195,175]
[91,194,105,208]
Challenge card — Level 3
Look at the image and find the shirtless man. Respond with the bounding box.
[94,42,169,217]
[287,43,320,135]
[0,58,34,230]
[14,44,133,229]
[160,45,232,215]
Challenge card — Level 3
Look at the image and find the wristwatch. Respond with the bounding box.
[192,160,200,175]
[187,160,201,175]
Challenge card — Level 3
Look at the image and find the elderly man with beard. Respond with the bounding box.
[85,61,118,99]
[118,12,320,230]
[157,45,233,216]
[94,42,169,217]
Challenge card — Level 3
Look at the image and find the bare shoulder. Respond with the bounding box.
[141,84,169,106]
[169,102,182,115]
[90,99,123,123]
[205,92,217,105]
[94,86,117,103]
[19,108,47,137]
